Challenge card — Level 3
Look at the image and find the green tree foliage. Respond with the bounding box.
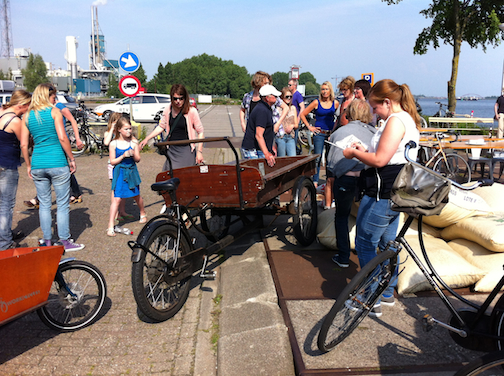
[272,72,289,90]
[21,54,48,91]
[132,64,148,88]
[107,74,122,98]
[384,0,504,112]
[0,70,5,80]
[299,72,320,95]
[148,53,250,98]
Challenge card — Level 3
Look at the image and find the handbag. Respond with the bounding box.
[155,110,183,155]
[391,162,451,217]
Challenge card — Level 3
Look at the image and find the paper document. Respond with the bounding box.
[325,134,368,150]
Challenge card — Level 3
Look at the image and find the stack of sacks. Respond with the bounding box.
[317,202,441,252]
[316,183,504,295]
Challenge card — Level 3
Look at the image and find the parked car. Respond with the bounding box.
[94,93,171,122]
[56,93,78,111]
[189,97,198,110]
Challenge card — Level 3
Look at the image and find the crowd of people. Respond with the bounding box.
[1,75,425,318]
[239,72,422,317]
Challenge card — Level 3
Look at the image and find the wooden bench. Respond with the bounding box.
[428,117,495,127]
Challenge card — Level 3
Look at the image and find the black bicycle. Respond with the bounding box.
[66,103,107,157]
[317,142,504,362]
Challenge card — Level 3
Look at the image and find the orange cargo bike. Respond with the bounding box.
[128,137,319,322]
[0,245,107,331]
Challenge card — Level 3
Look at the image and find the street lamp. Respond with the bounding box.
[500,23,504,93]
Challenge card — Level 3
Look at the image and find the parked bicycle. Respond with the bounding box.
[0,245,107,332]
[420,131,471,184]
[66,102,107,157]
[128,137,319,322]
[317,142,502,364]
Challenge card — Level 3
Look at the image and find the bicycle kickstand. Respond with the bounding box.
[199,255,216,280]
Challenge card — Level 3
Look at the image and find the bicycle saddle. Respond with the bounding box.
[151,177,180,193]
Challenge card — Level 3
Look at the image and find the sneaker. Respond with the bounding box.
[332,254,349,268]
[381,294,395,307]
[58,239,85,252]
[345,298,382,318]
[38,239,52,247]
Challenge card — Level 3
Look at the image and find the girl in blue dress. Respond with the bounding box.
[106,117,146,237]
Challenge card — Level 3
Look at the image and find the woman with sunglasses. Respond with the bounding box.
[20,83,84,251]
[140,84,204,171]
[275,87,298,157]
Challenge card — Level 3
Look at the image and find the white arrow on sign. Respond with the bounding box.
[121,54,137,68]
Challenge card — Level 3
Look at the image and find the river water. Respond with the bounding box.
[417,98,498,126]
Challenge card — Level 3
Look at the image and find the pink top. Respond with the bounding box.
[159,104,204,151]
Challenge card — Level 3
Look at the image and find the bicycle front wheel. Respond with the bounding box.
[131,224,192,322]
[65,124,89,156]
[454,351,504,375]
[37,260,107,331]
[317,250,397,352]
[434,153,471,184]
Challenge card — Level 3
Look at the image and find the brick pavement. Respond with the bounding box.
[0,151,218,376]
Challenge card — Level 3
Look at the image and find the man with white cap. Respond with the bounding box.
[241,84,281,167]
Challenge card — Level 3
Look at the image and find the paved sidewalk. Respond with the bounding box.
[0,105,295,375]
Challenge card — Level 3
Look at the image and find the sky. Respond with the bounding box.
[8,0,504,97]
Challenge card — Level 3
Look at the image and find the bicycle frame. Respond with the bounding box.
[390,142,500,342]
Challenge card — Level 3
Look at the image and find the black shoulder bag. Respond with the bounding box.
[156,110,183,155]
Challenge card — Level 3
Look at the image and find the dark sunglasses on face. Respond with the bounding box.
[284,95,292,99]
[173,96,184,101]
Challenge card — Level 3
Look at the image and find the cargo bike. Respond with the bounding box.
[128,137,319,322]
[0,245,107,331]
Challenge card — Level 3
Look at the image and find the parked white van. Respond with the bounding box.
[94,93,171,122]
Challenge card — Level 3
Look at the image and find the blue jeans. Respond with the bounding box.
[312,133,329,184]
[241,148,265,159]
[355,195,400,297]
[332,175,359,264]
[31,166,71,241]
[275,136,296,157]
[0,168,19,250]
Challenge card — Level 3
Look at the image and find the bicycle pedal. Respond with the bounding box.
[422,314,434,332]
[200,270,216,280]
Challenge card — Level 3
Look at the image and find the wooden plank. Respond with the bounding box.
[428,117,494,124]
[156,165,263,208]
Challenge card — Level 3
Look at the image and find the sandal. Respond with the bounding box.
[139,215,147,224]
[106,228,116,237]
[70,196,83,204]
[23,198,39,209]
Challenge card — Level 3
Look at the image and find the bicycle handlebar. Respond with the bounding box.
[405,141,493,190]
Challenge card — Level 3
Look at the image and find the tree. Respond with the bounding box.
[21,53,48,91]
[132,64,148,88]
[271,72,289,90]
[0,70,5,80]
[107,74,122,98]
[384,0,504,112]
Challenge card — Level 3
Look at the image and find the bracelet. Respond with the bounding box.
[70,159,75,162]
[197,150,203,153]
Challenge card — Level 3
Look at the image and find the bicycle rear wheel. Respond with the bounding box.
[317,250,397,352]
[434,153,471,184]
[454,351,504,375]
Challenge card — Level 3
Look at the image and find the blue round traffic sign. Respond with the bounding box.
[119,51,140,73]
